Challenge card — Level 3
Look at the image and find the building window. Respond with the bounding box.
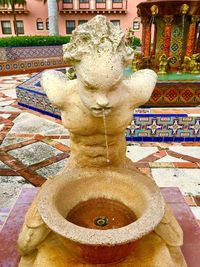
[112,0,122,2]
[96,0,105,3]
[111,20,120,26]
[37,19,44,30]
[133,21,140,31]
[66,20,75,34]
[46,19,49,30]
[78,20,88,25]
[1,21,12,34]
[15,20,24,34]
[63,0,73,2]
[80,0,89,2]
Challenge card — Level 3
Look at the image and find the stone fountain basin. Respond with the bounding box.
[37,168,165,264]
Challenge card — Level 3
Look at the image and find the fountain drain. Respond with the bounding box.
[94,216,109,227]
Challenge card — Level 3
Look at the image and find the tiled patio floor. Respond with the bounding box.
[0,74,200,230]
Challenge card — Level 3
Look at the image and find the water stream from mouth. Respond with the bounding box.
[102,109,110,163]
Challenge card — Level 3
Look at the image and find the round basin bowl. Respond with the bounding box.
[37,168,165,264]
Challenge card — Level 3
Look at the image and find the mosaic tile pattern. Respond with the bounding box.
[0,58,65,76]
[126,114,200,142]
[148,82,200,106]
[0,46,63,61]
[0,45,65,76]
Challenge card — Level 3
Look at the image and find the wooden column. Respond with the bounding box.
[151,23,157,56]
[163,16,173,57]
[141,18,148,55]
[186,16,198,57]
[141,18,151,57]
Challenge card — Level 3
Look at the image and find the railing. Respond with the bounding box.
[60,0,127,12]
[0,3,28,12]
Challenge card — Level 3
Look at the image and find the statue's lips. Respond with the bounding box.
[91,107,111,116]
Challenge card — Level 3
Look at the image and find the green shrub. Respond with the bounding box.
[132,36,141,49]
[0,35,71,47]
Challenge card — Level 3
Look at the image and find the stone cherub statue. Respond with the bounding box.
[17,16,186,267]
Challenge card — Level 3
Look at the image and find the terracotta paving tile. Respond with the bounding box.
[154,150,167,158]
[161,187,185,203]
[17,187,38,204]
[43,139,57,145]
[137,167,151,177]
[182,142,200,146]
[9,113,20,121]
[174,162,199,168]
[9,133,35,138]
[0,118,13,125]
[1,125,12,132]
[167,150,183,158]
[54,143,70,152]
[59,136,70,139]
[44,135,65,139]
[0,152,11,162]
[0,133,5,144]
[34,134,45,141]
[149,162,174,168]
[0,152,26,171]
[181,155,200,163]
[1,139,37,152]
[194,196,200,206]
[169,202,200,245]
[184,196,197,207]
[133,162,149,168]
[137,155,160,163]
[0,169,18,176]
[18,168,45,186]
[3,159,26,171]
[30,153,69,171]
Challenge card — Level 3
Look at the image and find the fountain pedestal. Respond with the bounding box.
[0,187,199,266]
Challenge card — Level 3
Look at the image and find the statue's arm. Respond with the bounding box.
[17,199,50,255]
[41,70,72,110]
[123,69,157,108]
[154,204,183,246]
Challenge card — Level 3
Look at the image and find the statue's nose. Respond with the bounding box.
[96,95,109,107]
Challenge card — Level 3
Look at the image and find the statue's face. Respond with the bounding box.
[76,54,124,117]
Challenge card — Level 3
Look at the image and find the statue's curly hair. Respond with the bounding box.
[63,15,133,65]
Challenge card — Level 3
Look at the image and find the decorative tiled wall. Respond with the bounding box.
[147,82,200,106]
[126,114,200,142]
[0,58,65,76]
[0,45,65,75]
[0,46,63,61]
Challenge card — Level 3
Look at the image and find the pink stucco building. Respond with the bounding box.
[0,0,142,38]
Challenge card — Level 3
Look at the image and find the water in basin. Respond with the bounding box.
[66,198,137,230]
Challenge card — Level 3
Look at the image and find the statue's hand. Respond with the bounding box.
[41,70,71,109]
[123,69,157,108]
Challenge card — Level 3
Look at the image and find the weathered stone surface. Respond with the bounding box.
[17,16,186,267]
